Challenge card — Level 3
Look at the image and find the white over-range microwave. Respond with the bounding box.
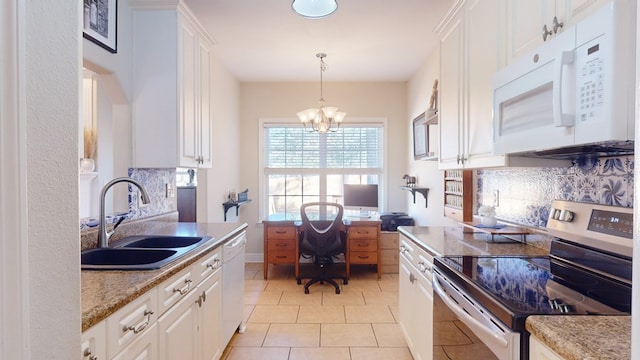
[492,0,636,158]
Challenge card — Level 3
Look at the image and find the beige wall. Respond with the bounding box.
[406,46,451,226]
[239,82,410,257]
[200,53,242,223]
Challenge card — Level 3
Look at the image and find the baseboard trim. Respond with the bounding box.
[245,252,264,263]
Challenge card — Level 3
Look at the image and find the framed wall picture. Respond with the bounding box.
[83,0,118,53]
[413,112,428,160]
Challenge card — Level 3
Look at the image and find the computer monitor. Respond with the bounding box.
[343,184,379,217]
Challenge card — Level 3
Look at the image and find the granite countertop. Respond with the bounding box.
[81,222,247,332]
[397,225,549,257]
[526,315,631,360]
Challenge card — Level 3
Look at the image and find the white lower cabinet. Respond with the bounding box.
[110,323,158,360]
[81,321,106,360]
[398,235,434,360]
[106,288,158,358]
[157,265,222,360]
[529,335,565,360]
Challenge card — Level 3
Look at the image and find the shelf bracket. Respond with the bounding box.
[401,187,429,207]
[222,200,251,221]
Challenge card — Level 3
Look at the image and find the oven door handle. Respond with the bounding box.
[432,271,509,349]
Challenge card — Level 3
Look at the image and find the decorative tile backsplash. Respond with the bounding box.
[80,168,177,229]
[477,155,634,228]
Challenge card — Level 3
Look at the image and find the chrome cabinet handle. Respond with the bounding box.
[196,290,207,307]
[418,261,432,274]
[552,16,563,33]
[399,245,407,254]
[122,310,154,334]
[409,272,415,284]
[173,279,193,295]
[542,24,553,41]
[83,348,98,360]
[206,258,221,270]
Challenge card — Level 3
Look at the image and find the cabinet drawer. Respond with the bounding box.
[380,231,399,249]
[267,226,297,240]
[349,239,377,252]
[267,238,296,251]
[194,247,222,285]
[444,206,463,222]
[106,288,158,357]
[350,251,377,264]
[349,226,378,239]
[157,265,197,316]
[268,251,296,263]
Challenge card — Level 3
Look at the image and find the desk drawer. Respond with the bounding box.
[267,226,297,240]
[350,251,377,264]
[268,251,296,263]
[349,239,377,252]
[349,226,378,239]
[267,238,296,251]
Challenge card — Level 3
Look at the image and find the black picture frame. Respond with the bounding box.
[82,0,118,53]
[413,112,428,160]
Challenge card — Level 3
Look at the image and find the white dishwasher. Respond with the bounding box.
[221,231,247,346]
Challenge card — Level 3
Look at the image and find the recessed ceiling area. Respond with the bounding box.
[184,0,455,82]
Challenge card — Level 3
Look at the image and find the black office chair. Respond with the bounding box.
[296,202,348,294]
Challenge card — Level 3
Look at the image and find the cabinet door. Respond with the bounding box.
[81,321,106,360]
[157,289,199,360]
[504,0,561,65]
[398,257,416,352]
[197,36,213,168]
[199,270,223,360]
[178,14,200,168]
[111,323,158,360]
[565,0,610,23]
[438,11,464,169]
[414,277,434,360]
[464,0,506,168]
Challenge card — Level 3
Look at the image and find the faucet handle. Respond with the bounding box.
[106,216,126,242]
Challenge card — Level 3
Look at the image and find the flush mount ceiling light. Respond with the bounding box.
[297,53,346,133]
[292,0,338,19]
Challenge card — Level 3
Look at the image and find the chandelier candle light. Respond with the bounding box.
[297,53,346,133]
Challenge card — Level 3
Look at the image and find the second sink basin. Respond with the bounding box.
[119,235,209,249]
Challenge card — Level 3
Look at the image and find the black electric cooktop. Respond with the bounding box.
[434,254,631,330]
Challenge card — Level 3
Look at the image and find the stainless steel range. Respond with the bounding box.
[432,200,633,360]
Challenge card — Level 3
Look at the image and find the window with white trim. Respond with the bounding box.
[262,122,384,217]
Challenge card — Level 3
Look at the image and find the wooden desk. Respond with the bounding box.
[262,216,382,280]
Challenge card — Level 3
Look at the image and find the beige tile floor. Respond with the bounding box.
[220,263,495,360]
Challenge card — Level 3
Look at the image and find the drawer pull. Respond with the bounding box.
[83,348,98,360]
[122,310,154,334]
[358,255,370,259]
[275,230,288,234]
[418,261,432,274]
[275,255,288,259]
[276,242,288,247]
[206,258,221,270]
[173,279,193,295]
[357,242,368,247]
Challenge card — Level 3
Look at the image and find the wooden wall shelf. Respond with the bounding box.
[401,186,429,207]
[222,200,251,221]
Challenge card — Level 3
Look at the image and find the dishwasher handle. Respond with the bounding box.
[432,270,509,349]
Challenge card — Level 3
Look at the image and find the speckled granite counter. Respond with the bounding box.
[526,315,631,360]
[82,222,247,332]
[397,225,549,257]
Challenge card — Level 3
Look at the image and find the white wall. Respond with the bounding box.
[200,52,241,223]
[406,47,450,226]
[25,0,81,357]
[239,81,409,257]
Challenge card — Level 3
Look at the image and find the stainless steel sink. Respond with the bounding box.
[118,235,208,249]
[81,248,180,270]
[81,235,212,270]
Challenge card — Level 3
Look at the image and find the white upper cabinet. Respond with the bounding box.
[438,0,506,169]
[503,0,611,66]
[131,2,213,168]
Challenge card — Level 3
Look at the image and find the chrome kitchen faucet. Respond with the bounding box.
[97,177,151,248]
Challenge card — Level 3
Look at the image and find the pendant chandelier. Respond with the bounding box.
[297,53,346,133]
[291,0,338,19]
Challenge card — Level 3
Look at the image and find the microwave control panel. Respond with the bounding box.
[577,41,605,123]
